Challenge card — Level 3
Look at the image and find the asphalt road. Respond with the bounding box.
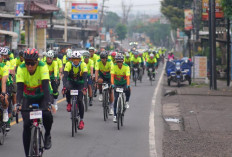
[0,65,164,157]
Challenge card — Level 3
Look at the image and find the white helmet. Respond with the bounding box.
[66,48,72,54]
[1,47,9,56]
[71,50,81,59]
[67,50,72,58]
[125,52,130,57]
[46,50,54,58]
[150,53,154,58]
[42,51,47,56]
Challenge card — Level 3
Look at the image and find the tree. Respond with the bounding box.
[116,24,128,41]
[103,12,120,30]
[221,0,232,19]
[121,1,133,24]
[161,0,192,30]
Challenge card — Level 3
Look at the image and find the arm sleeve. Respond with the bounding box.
[83,72,87,88]
[42,80,51,104]
[16,82,24,104]
[63,71,68,88]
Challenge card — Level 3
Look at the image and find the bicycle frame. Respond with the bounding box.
[70,90,80,137]
[102,82,110,121]
[115,87,125,130]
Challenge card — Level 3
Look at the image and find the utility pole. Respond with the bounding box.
[209,0,217,90]
[27,0,31,47]
[99,0,107,49]
[64,0,67,42]
[227,18,230,86]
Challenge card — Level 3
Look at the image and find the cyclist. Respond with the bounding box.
[95,51,114,115]
[111,53,130,122]
[2,47,16,131]
[45,50,59,111]
[138,51,145,74]
[110,51,117,64]
[16,48,53,156]
[63,48,71,68]
[82,51,94,106]
[124,52,131,67]
[146,53,157,80]
[0,48,10,123]
[53,50,63,85]
[16,51,24,68]
[131,51,142,80]
[62,50,87,130]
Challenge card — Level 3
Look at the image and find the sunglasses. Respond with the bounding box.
[25,61,36,66]
[116,61,123,63]
[101,58,107,60]
[84,56,90,59]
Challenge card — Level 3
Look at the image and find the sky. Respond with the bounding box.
[60,0,162,16]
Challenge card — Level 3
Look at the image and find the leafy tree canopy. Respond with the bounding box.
[116,23,128,41]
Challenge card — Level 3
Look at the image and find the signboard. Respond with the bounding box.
[71,14,98,20]
[72,3,98,13]
[194,56,207,78]
[184,9,193,31]
[71,3,98,20]
[15,2,24,17]
[202,0,224,21]
[36,20,47,29]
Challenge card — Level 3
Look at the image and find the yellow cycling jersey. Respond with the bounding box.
[84,59,94,76]
[45,61,58,80]
[64,61,88,84]
[16,61,52,99]
[131,57,142,64]
[0,63,9,85]
[63,55,67,64]
[95,58,112,79]
[156,53,160,59]
[16,57,24,68]
[54,58,62,69]
[146,57,157,64]
[9,53,14,59]
[90,54,100,67]
[124,57,131,64]
[111,63,130,86]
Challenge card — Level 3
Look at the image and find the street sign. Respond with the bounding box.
[71,14,98,20]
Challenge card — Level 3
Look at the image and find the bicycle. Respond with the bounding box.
[0,102,7,145]
[16,104,47,157]
[83,90,88,112]
[148,67,155,86]
[101,82,110,121]
[70,90,80,137]
[115,87,126,130]
[133,67,139,86]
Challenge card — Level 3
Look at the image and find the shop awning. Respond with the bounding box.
[0,30,18,38]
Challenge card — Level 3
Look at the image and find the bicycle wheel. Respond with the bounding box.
[117,97,122,130]
[121,97,124,127]
[0,123,5,145]
[71,98,76,137]
[84,94,88,112]
[103,91,107,121]
[39,130,44,156]
[29,127,39,156]
[105,90,109,120]
[134,73,137,86]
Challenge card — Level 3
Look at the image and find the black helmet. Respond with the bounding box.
[53,50,58,58]
[100,51,108,59]
[19,51,24,57]
[115,53,124,61]
[24,48,39,60]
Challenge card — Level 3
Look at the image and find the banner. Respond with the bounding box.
[15,2,24,16]
[202,0,224,21]
[184,9,193,31]
[36,20,47,29]
[71,3,98,20]
[71,3,98,13]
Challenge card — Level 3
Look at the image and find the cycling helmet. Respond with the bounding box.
[100,51,108,59]
[89,47,95,51]
[19,51,24,57]
[71,50,81,59]
[53,50,58,58]
[125,52,130,57]
[66,48,72,54]
[1,47,10,56]
[95,51,101,55]
[67,50,72,58]
[150,53,154,58]
[0,47,8,55]
[46,50,54,58]
[115,53,124,61]
[134,51,139,56]
[111,51,117,57]
[82,51,90,58]
[24,48,39,60]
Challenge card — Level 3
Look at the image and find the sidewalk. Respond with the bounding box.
[162,79,232,157]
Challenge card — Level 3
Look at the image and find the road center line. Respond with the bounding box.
[10,98,66,126]
[149,63,165,157]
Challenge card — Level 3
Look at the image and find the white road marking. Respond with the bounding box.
[149,64,165,157]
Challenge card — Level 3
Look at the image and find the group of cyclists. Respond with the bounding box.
[0,45,166,157]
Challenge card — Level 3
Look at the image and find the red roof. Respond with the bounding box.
[25,1,59,14]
